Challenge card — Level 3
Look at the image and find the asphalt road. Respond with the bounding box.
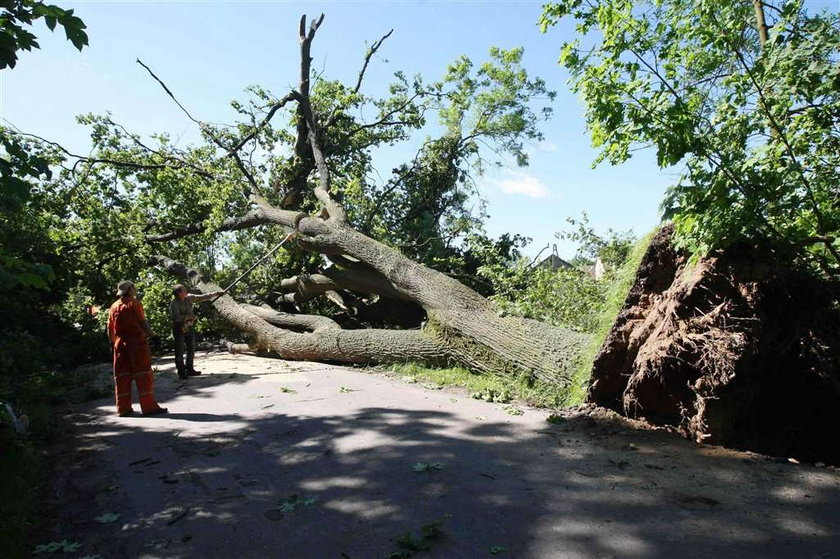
[35,353,840,558]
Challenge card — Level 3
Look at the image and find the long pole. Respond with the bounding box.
[211,232,295,303]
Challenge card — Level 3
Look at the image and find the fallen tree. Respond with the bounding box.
[137,15,587,386]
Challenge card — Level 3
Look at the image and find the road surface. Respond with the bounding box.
[35,353,840,558]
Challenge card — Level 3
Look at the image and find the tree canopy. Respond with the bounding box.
[27,30,555,333]
[541,0,840,276]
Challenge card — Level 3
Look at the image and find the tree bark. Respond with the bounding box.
[153,255,450,366]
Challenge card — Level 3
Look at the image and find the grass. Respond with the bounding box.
[563,230,656,405]
[0,430,42,557]
[383,362,577,409]
[0,364,112,556]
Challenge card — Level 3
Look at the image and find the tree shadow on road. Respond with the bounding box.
[33,363,840,559]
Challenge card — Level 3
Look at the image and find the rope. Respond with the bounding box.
[211,232,296,303]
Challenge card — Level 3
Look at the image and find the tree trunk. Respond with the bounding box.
[154,239,587,385]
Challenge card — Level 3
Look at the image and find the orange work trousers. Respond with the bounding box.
[114,370,161,415]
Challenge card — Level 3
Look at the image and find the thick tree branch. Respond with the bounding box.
[151,253,450,366]
[240,303,340,333]
[297,13,346,223]
[323,255,411,301]
[278,273,341,304]
[145,208,276,242]
[753,0,769,47]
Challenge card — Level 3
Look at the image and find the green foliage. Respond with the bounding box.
[389,520,445,558]
[343,47,555,275]
[386,362,574,408]
[0,0,87,69]
[411,461,445,473]
[557,213,635,270]
[0,136,131,397]
[0,428,41,557]
[478,216,636,333]
[470,386,512,403]
[33,539,83,554]
[0,8,93,555]
[541,0,840,276]
[490,265,606,332]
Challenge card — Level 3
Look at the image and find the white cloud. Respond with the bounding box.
[537,141,559,152]
[494,172,552,199]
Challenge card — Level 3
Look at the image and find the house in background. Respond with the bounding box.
[586,257,606,280]
[536,252,573,271]
[534,245,606,280]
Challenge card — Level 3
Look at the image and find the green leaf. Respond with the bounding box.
[59,540,82,552]
[500,404,523,416]
[35,540,83,554]
[546,413,565,424]
[412,462,445,473]
[94,512,121,524]
[16,271,50,290]
[275,493,317,513]
[34,542,62,554]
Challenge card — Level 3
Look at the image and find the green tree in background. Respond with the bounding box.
[476,215,637,333]
[1,0,88,296]
[541,0,840,276]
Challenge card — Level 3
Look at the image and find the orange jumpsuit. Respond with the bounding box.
[107,297,164,415]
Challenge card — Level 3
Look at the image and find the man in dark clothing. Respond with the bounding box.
[170,284,223,379]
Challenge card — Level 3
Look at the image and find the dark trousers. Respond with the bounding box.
[173,324,195,377]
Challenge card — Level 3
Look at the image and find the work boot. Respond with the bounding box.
[177,370,188,380]
[143,407,168,416]
[187,369,202,376]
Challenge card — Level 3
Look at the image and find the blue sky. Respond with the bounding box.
[2,0,683,258]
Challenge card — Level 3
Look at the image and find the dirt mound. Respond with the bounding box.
[588,225,840,465]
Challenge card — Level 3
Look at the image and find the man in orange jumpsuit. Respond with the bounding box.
[107,281,168,416]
